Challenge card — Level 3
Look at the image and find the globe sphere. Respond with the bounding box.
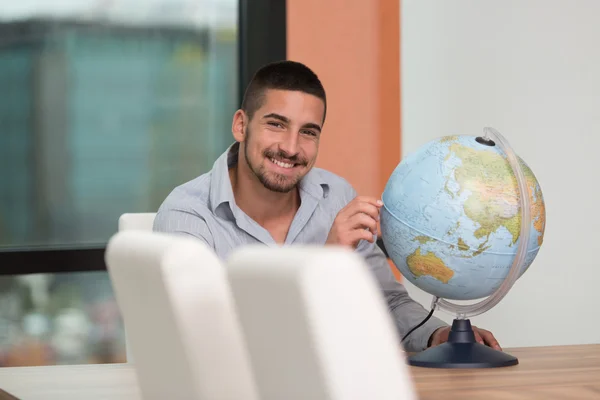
[380,135,546,301]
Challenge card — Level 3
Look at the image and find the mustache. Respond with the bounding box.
[264,150,308,166]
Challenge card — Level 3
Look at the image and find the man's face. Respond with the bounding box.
[237,89,324,193]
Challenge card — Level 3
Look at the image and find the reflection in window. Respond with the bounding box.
[0,1,238,366]
[0,272,126,366]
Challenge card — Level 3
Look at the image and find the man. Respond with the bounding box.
[153,60,500,352]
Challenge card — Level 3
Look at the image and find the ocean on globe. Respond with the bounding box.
[380,135,546,301]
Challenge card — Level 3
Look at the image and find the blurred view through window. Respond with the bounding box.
[0,0,238,366]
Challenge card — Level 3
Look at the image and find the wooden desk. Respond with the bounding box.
[0,364,140,400]
[411,344,600,399]
[0,344,598,399]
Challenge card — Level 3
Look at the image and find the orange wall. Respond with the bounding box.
[287,0,401,197]
[287,0,402,280]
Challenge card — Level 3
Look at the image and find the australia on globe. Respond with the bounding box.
[380,135,546,301]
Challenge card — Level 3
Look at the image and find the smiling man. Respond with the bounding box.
[153,60,500,352]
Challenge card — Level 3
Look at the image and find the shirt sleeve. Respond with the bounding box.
[153,206,214,249]
[338,181,448,352]
[356,238,448,352]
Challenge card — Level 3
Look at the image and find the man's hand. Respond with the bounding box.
[326,196,383,248]
[429,326,502,351]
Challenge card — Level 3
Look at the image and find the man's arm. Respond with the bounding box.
[326,179,448,352]
[153,207,214,248]
[356,238,448,352]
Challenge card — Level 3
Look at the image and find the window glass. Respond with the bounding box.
[0,0,238,366]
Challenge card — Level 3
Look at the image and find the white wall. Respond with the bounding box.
[401,0,600,348]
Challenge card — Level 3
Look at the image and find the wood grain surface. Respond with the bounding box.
[0,344,598,399]
[0,364,140,400]
[410,344,600,399]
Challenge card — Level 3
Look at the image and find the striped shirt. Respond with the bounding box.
[153,142,447,351]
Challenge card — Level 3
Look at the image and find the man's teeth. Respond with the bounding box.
[270,158,295,169]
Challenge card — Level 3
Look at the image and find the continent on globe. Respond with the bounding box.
[406,248,454,284]
[415,236,433,244]
[457,238,470,251]
[380,134,546,301]
[447,142,545,246]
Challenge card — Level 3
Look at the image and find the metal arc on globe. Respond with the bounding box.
[380,128,545,318]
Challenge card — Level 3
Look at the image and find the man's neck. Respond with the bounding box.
[229,164,300,227]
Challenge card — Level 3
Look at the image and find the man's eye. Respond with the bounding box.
[302,130,317,136]
[268,122,283,128]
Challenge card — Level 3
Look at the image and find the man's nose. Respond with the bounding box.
[279,132,299,157]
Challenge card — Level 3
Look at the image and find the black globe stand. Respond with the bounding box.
[408,319,518,369]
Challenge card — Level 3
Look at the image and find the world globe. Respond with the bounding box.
[380,133,546,302]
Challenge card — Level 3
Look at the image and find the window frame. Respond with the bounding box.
[0,0,286,276]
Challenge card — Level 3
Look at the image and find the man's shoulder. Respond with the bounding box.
[158,170,213,213]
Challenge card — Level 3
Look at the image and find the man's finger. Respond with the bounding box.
[348,201,382,221]
[354,196,384,207]
[480,329,502,351]
[350,197,383,212]
[348,213,378,233]
[473,329,484,345]
[348,229,376,247]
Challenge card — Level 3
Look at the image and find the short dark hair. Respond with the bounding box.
[241,60,327,122]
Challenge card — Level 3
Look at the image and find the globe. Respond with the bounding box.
[380,133,546,302]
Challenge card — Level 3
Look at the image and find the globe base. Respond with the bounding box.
[408,319,518,369]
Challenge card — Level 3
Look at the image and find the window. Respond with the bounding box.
[0,0,285,367]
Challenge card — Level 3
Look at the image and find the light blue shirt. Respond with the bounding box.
[154,142,447,351]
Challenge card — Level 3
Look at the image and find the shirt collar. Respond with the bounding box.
[209,142,329,216]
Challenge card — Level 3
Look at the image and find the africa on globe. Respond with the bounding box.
[380,135,546,301]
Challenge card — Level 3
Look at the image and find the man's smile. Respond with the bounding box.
[269,157,296,169]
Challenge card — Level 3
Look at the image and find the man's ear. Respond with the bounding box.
[232,109,247,142]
